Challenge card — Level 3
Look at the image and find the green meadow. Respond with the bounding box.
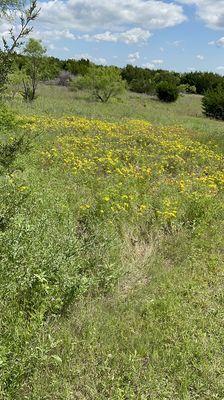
[0,86,224,399]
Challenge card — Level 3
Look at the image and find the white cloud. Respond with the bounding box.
[80,28,152,44]
[216,66,224,75]
[152,59,164,65]
[0,20,11,37]
[31,28,76,41]
[143,59,164,69]
[196,54,204,60]
[128,51,140,64]
[177,0,224,30]
[38,0,186,33]
[32,26,152,45]
[96,57,108,65]
[143,62,157,69]
[209,37,224,47]
[216,66,224,70]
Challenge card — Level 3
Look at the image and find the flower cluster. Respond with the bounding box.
[21,115,224,227]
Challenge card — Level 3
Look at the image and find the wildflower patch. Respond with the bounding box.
[21,115,224,228]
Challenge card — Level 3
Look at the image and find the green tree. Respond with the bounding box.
[180,71,223,94]
[0,0,39,95]
[72,66,126,102]
[129,77,155,95]
[5,68,25,99]
[65,58,91,76]
[21,38,46,101]
[202,89,224,120]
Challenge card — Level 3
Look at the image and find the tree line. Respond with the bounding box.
[1,0,224,121]
[8,53,224,96]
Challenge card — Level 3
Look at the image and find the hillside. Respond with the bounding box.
[0,88,224,399]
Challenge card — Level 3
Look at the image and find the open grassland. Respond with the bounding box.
[11,84,224,153]
[1,88,224,399]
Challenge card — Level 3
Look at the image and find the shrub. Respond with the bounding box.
[71,66,126,102]
[129,78,155,95]
[156,81,179,102]
[0,103,17,130]
[5,70,24,99]
[178,84,197,94]
[21,82,37,102]
[0,174,29,231]
[202,89,224,120]
[57,70,74,86]
[0,134,28,169]
[186,85,197,94]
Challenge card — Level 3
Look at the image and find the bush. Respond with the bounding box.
[186,85,197,94]
[202,89,224,120]
[5,70,24,100]
[57,70,74,86]
[71,66,126,102]
[156,81,179,103]
[178,84,197,94]
[0,103,17,130]
[21,83,37,102]
[129,78,155,95]
[0,134,29,169]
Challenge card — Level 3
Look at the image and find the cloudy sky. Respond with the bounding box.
[3,0,224,72]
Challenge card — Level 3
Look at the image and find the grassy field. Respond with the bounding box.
[11,85,224,152]
[1,87,224,399]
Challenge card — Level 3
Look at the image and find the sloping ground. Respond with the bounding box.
[0,116,224,399]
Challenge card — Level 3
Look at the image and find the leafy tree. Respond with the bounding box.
[64,58,91,76]
[121,65,181,95]
[154,70,180,86]
[129,77,155,95]
[21,38,46,101]
[180,72,223,95]
[121,65,145,84]
[121,65,154,85]
[72,66,126,102]
[41,56,61,80]
[5,68,25,99]
[0,0,39,95]
[202,89,224,120]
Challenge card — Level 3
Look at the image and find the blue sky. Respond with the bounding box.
[8,0,224,72]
